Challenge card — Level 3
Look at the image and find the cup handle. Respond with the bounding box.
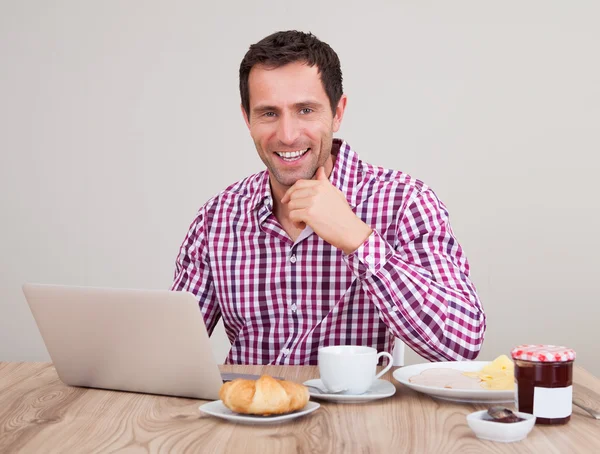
[374,352,394,379]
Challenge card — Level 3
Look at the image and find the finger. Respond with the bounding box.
[292,179,320,190]
[287,188,316,201]
[289,208,308,228]
[315,166,328,181]
[281,180,319,203]
[288,197,312,211]
[281,185,295,204]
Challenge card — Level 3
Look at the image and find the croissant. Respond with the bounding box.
[219,375,309,415]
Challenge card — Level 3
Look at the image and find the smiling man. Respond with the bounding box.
[172,31,486,365]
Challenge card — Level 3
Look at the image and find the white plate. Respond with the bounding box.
[198,400,320,425]
[392,361,515,403]
[303,379,396,403]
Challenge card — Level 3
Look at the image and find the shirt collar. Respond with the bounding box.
[249,170,272,212]
[250,138,362,212]
[329,138,362,208]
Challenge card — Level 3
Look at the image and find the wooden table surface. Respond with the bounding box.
[0,362,599,453]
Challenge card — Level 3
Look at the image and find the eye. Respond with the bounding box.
[300,108,313,115]
[264,111,277,117]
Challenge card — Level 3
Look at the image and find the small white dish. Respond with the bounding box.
[466,410,536,443]
[303,378,396,403]
[199,400,320,425]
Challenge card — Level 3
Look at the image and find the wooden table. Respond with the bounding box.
[0,363,598,453]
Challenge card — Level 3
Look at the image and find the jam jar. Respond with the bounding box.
[511,344,575,425]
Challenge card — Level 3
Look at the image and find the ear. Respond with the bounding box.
[332,94,348,133]
[241,104,251,130]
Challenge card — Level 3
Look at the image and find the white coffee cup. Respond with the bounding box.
[317,345,394,395]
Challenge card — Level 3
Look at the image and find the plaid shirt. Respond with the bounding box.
[172,139,486,364]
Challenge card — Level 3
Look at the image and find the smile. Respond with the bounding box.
[275,148,310,162]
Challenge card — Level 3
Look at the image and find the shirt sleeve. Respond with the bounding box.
[343,187,486,362]
[171,204,221,336]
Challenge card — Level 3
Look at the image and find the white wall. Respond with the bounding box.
[1,1,598,375]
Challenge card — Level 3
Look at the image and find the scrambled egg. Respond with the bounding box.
[463,355,514,390]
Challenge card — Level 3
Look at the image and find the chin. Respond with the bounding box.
[273,169,314,187]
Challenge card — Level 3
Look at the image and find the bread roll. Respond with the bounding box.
[219,375,309,416]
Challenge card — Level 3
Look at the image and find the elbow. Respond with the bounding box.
[455,314,487,361]
[462,343,484,361]
[439,310,486,361]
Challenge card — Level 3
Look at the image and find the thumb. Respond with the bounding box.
[316,166,328,181]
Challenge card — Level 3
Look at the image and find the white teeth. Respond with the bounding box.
[276,148,309,159]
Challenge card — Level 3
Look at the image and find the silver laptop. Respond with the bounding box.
[22,283,250,400]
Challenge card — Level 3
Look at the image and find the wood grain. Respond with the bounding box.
[0,363,598,453]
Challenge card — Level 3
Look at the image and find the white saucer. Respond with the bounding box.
[303,379,396,403]
[198,400,320,425]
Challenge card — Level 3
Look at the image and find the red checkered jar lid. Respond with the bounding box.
[511,344,576,363]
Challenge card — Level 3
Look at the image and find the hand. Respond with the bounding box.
[281,167,373,254]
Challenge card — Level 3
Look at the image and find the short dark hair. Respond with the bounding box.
[239,31,343,117]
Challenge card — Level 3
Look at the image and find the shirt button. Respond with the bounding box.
[291,303,297,312]
[282,348,290,355]
[290,254,297,264]
[365,255,374,264]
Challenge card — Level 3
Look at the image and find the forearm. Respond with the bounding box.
[344,230,486,361]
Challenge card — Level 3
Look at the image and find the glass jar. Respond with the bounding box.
[511,345,575,425]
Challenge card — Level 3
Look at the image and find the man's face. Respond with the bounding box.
[243,62,346,192]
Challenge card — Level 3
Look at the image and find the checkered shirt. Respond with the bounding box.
[172,139,486,364]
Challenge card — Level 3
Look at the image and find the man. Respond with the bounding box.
[172,31,486,365]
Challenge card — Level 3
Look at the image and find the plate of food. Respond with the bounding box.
[199,375,320,424]
[392,355,515,403]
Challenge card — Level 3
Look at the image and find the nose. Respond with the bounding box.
[276,113,300,146]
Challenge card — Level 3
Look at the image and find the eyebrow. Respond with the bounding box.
[252,105,279,115]
[252,100,324,115]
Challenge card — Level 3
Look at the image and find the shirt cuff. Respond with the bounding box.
[342,229,395,279]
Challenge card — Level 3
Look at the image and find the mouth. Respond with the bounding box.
[274,148,310,162]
